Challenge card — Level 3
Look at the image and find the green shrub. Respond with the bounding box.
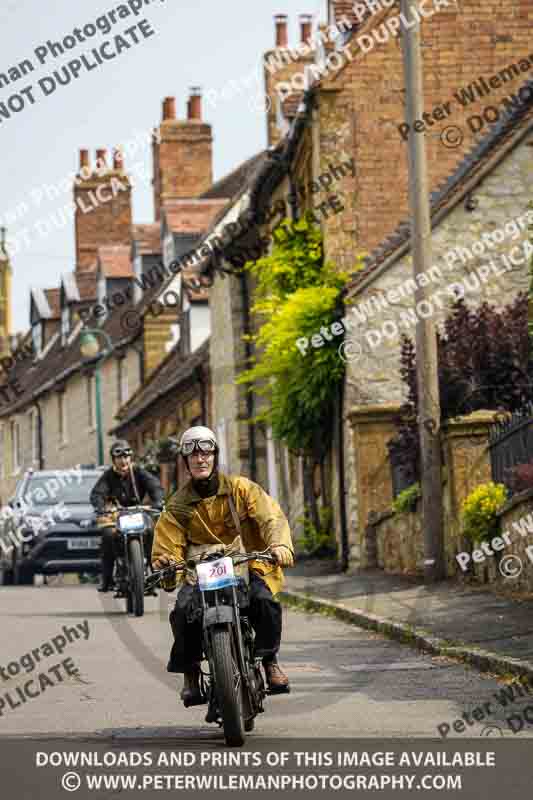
[392,483,421,514]
[297,506,336,557]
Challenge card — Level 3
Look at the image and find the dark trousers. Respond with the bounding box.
[100,529,115,587]
[100,528,153,586]
[167,573,282,673]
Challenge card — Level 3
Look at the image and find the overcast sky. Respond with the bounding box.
[0,0,327,332]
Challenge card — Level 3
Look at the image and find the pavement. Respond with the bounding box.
[283,560,533,683]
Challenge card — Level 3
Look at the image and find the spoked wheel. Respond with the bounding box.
[128,539,145,617]
[211,627,245,747]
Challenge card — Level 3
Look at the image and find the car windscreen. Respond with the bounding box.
[23,475,100,506]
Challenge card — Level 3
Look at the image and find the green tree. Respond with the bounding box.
[237,213,362,529]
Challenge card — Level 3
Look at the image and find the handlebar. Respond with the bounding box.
[148,550,277,588]
[97,505,162,516]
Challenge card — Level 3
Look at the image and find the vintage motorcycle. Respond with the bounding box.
[147,549,276,747]
[100,505,161,617]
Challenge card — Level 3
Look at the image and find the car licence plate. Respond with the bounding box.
[67,537,100,550]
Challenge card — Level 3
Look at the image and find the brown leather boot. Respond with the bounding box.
[180,665,204,706]
[264,661,290,694]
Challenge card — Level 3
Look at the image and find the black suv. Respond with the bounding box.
[0,466,106,585]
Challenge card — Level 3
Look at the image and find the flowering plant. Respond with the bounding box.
[460,482,508,543]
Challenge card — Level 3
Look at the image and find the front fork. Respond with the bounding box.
[201,585,255,721]
[116,532,144,586]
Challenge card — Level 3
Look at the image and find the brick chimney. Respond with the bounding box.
[152,91,213,221]
[264,14,315,147]
[301,13,314,44]
[74,148,132,272]
[275,14,289,47]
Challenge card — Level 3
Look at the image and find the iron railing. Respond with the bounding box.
[489,402,533,492]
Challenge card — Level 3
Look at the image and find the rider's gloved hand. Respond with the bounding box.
[270,545,294,568]
[153,554,173,571]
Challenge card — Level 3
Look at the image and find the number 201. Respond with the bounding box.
[209,564,226,577]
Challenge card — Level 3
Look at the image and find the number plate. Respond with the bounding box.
[196,557,236,590]
[67,537,100,550]
[118,513,144,532]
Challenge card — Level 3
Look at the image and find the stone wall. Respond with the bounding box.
[374,504,424,575]
[345,137,532,411]
[369,410,500,575]
[347,403,402,564]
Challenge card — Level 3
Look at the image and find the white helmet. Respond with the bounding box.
[179,426,218,457]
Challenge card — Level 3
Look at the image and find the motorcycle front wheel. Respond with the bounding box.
[128,539,145,617]
[211,627,245,747]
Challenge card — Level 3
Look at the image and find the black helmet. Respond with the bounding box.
[110,440,133,459]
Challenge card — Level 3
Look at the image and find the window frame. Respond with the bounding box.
[61,305,70,345]
[32,322,42,356]
[10,418,21,475]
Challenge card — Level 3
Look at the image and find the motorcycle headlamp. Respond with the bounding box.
[181,439,217,457]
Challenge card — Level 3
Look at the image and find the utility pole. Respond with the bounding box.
[400,0,445,582]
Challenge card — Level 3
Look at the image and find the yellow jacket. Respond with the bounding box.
[152,472,294,596]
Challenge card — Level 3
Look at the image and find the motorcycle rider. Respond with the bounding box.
[90,440,164,592]
[152,426,295,705]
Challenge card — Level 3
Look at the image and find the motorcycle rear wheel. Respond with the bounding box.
[128,539,145,617]
[211,627,245,747]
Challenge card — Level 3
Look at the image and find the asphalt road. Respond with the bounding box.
[1,582,532,741]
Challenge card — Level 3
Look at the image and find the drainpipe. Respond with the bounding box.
[288,169,299,222]
[33,399,44,469]
[239,269,257,481]
[337,375,349,571]
[335,296,350,571]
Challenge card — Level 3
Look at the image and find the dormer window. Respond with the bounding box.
[61,305,70,345]
[32,322,42,356]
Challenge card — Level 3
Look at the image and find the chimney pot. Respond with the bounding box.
[79,149,90,171]
[275,14,289,48]
[95,149,107,170]
[113,148,124,170]
[189,87,202,120]
[300,14,313,44]
[162,96,176,120]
